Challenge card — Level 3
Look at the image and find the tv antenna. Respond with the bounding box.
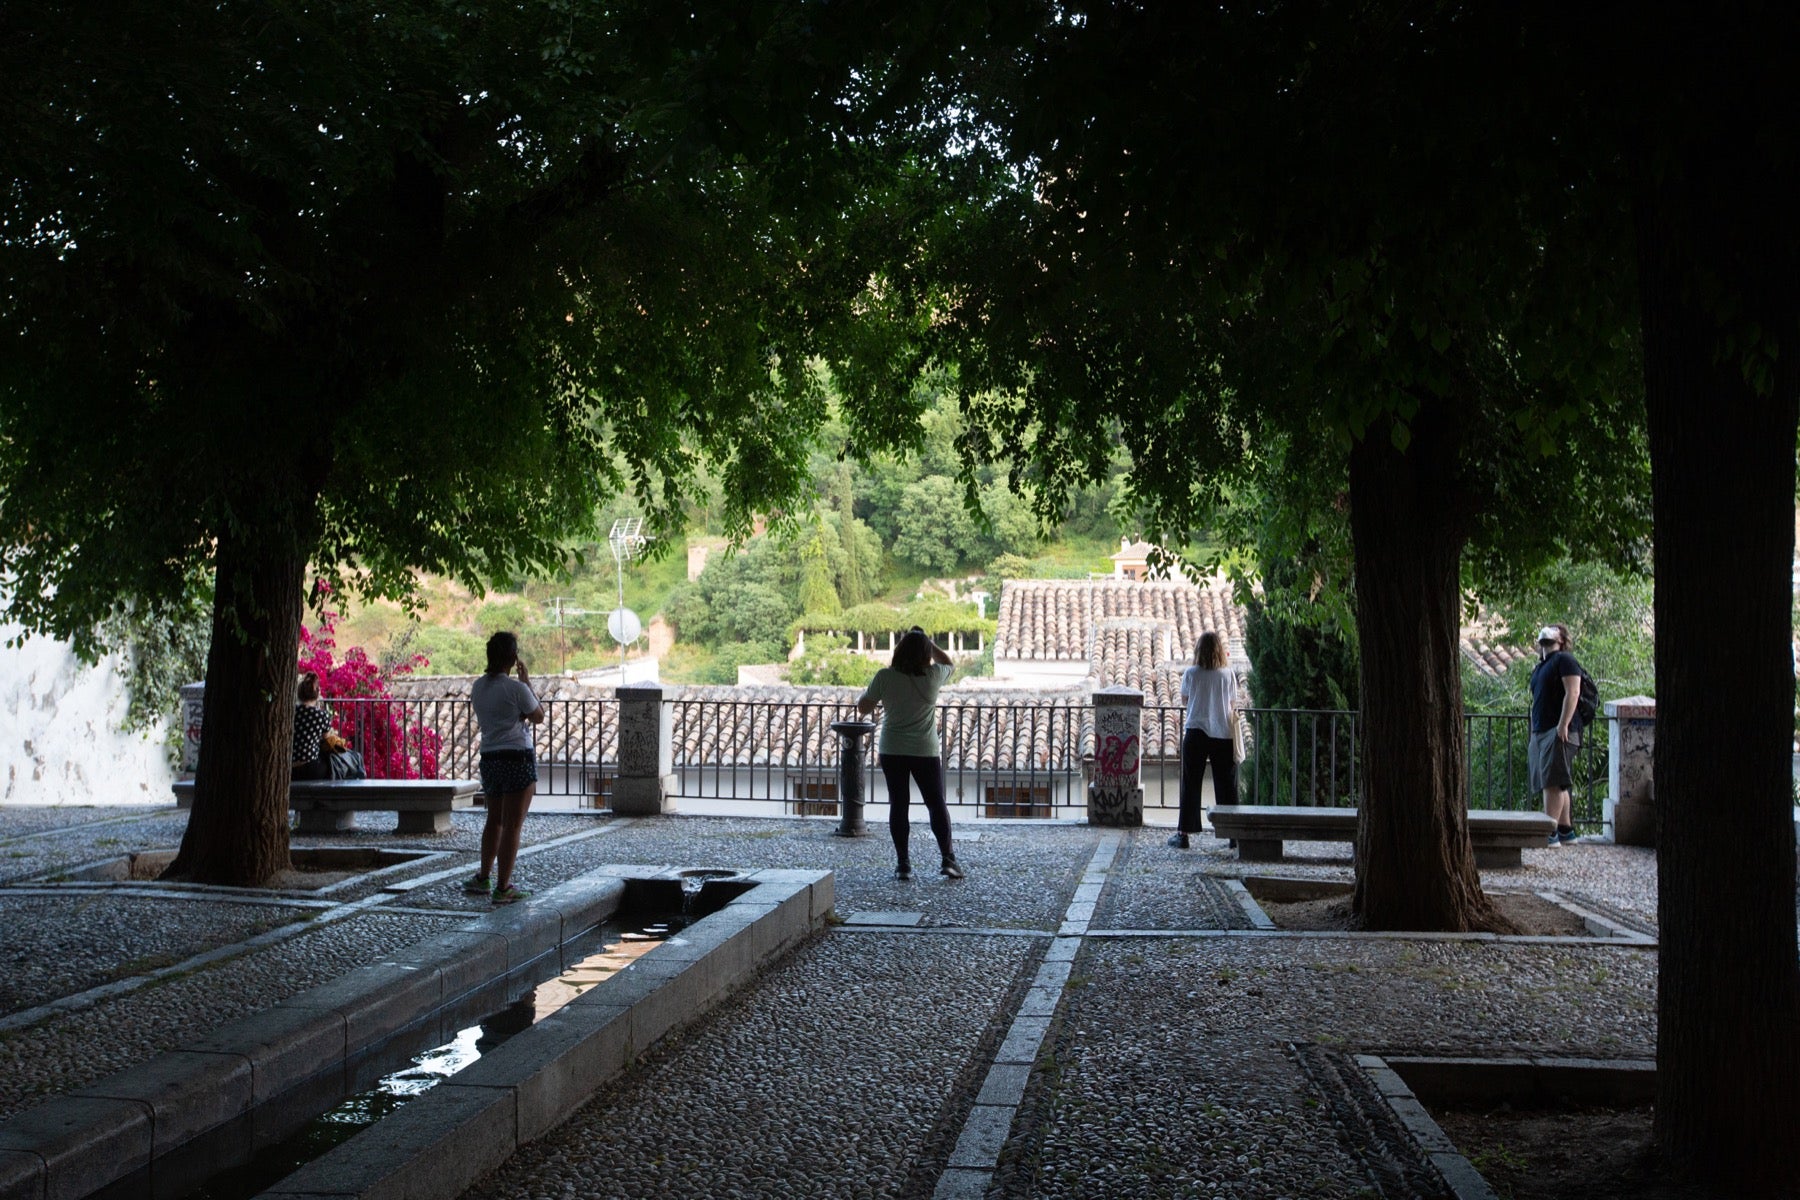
[545,597,602,674]
[607,518,651,672]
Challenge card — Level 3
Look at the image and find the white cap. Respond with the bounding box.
[1537,626,1561,644]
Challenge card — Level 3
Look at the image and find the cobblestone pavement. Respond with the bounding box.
[0,803,1778,1198]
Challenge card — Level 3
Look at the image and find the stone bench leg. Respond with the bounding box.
[1474,846,1523,869]
[395,810,454,835]
[296,809,355,835]
[1236,839,1284,862]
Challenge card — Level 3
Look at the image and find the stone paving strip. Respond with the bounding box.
[994,932,1656,1199]
[933,832,1123,1200]
[0,893,322,1016]
[0,804,177,844]
[460,928,1041,1200]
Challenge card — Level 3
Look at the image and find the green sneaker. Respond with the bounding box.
[462,875,492,895]
[491,885,529,905]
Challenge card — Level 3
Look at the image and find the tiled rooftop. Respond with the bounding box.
[994,578,1247,663]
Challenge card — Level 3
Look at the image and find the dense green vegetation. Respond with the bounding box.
[1461,559,1656,715]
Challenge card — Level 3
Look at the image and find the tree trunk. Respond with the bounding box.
[1637,145,1800,1192]
[165,513,312,887]
[1348,404,1497,932]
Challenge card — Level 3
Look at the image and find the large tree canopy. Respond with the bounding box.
[918,4,1649,931]
[0,0,954,883]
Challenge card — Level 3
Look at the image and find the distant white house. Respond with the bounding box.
[1108,537,1159,580]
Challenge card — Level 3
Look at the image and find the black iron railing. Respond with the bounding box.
[327,696,1609,827]
[1142,706,1610,828]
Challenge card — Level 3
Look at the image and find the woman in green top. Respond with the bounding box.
[857,628,964,881]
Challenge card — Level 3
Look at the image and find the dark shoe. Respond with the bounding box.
[940,857,965,880]
[1545,832,1562,848]
[1558,828,1578,845]
[894,865,913,881]
[462,875,492,895]
[1167,832,1190,849]
[491,885,529,904]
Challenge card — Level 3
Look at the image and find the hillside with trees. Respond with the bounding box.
[322,384,1146,684]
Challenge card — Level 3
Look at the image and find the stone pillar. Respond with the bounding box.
[1606,696,1656,846]
[611,684,677,815]
[1087,685,1144,826]
[177,682,206,804]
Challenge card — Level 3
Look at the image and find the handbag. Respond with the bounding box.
[324,747,366,780]
[1231,711,1247,764]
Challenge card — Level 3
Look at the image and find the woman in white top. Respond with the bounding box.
[466,631,544,903]
[1169,631,1238,849]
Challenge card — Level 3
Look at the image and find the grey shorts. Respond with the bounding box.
[480,750,538,797]
[1527,727,1579,792]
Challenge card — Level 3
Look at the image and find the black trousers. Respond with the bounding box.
[879,753,954,865]
[1177,728,1238,833]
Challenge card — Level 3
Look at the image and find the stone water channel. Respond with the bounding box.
[161,876,728,1200]
[0,806,1697,1199]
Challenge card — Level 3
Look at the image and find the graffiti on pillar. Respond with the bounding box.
[1618,719,1655,806]
[1096,732,1139,782]
[1093,702,1142,788]
[1087,695,1144,825]
[180,689,206,774]
[618,727,654,775]
[1088,784,1143,826]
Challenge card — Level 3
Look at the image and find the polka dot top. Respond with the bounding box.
[293,704,330,764]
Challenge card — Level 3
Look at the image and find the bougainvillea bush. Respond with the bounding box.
[297,607,441,780]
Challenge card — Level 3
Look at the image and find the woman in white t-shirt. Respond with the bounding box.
[1169,631,1238,849]
[465,632,544,903]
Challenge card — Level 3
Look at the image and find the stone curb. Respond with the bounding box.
[0,871,632,1200]
[1353,1054,1498,1200]
[1355,1054,1657,1200]
[256,870,832,1200]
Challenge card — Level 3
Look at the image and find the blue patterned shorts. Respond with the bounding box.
[480,750,538,797]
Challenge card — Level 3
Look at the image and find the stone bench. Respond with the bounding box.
[171,778,481,834]
[1207,805,1556,868]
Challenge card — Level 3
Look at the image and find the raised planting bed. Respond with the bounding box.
[25,847,447,895]
[1237,876,1653,942]
[1357,1054,1660,1200]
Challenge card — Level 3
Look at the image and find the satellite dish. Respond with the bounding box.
[607,607,643,645]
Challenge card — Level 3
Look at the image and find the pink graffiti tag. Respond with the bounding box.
[1096,733,1140,780]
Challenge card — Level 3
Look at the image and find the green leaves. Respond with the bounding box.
[2,0,943,653]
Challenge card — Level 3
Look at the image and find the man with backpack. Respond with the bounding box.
[1529,623,1596,847]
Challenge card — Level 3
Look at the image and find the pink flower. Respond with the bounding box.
[299,604,441,780]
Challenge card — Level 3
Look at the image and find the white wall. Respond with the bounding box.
[992,658,1094,686]
[0,625,173,805]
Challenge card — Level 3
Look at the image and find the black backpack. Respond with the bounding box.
[1575,667,1599,729]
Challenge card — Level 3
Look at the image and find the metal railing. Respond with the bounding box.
[668,696,863,806]
[936,700,1087,817]
[330,697,618,803]
[1143,706,1610,828]
[328,696,1609,827]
